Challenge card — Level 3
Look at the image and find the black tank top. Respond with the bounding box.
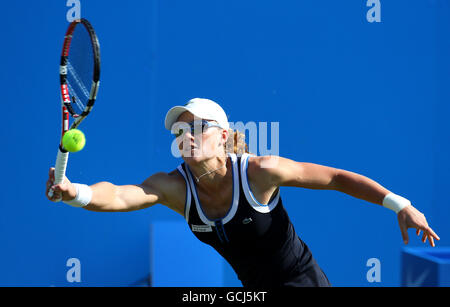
[176,153,327,287]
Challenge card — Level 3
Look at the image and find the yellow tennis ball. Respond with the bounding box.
[62,129,86,152]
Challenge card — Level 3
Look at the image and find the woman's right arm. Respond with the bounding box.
[86,178,165,212]
[46,167,174,213]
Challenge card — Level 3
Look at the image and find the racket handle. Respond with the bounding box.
[54,148,69,184]
[48,148,69,201]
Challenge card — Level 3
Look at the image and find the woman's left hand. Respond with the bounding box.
[397,205,440,247]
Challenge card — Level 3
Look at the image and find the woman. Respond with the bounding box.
[46,98,440,287]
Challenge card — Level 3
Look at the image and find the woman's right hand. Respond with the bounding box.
[46,167,77,202]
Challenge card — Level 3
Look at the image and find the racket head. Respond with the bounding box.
[60,18,101,135]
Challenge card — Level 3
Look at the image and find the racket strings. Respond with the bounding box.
[66,24,95,115]
[66,62,89,113]
[67,61,90,100]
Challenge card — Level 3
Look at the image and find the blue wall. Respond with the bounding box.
[0,0,448,286]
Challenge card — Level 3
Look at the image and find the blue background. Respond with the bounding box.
[0,0,448,286]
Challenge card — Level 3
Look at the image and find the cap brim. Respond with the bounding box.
[164,106,223,130]
[164,106,190,130]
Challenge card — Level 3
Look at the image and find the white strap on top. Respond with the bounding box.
[177,165,192,223]
[240,153,280,213]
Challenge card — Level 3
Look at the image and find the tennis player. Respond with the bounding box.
[46,98,440,287]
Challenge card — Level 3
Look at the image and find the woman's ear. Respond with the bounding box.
[221,129,229,145]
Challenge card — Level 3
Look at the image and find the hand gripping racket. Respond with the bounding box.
[49,18,100,200]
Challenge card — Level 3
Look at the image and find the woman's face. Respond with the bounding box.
[174,111,227,162]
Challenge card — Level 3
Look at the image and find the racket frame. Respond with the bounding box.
[50,18,100,199]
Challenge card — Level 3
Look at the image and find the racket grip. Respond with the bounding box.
[54,148,69,184]
[49,149,69,201]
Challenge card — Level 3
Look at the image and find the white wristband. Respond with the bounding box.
[63,183,92,208]
[382,193,411,214]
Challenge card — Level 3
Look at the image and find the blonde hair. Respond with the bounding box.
[224,129,251,155]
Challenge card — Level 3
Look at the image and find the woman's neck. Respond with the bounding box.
[188,155,230,192]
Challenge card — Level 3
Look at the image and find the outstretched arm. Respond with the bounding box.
[46,168,177,213]
[254,155,441,247]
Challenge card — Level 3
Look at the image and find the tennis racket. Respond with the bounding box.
[48,18,101,200]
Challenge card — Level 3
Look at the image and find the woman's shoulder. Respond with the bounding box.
[143,169,186,216]
[246,154,307,186]
[140,169,186,202]
[245,154,283,184]
[166,168,187,187]
[142,169,185,186]
[246,154,282,172]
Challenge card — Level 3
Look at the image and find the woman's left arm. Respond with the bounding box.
[260,155,441,247]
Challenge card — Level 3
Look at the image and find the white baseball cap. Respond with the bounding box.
[164,98,230,130]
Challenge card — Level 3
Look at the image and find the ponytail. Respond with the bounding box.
[225,129,251,156]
